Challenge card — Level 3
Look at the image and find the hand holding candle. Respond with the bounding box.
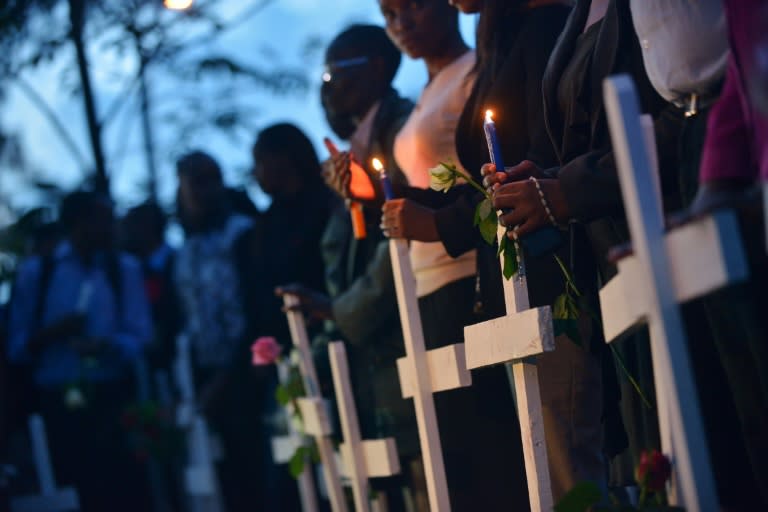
[324,137,367,239]
[482,109,563,257]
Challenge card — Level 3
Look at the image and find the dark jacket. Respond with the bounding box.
[542,0,681,278]
[403,5,572,316]
[254,183,339,345]
[320,90,419,456]
[324,88,413,297]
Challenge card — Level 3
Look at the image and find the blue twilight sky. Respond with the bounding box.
[0,0,477,218]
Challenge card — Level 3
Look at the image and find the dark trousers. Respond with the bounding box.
[198,365,299,512]
[678,107,768,509]
[40,380,150,512]
[697,214,768,509]
[419,277,531,512]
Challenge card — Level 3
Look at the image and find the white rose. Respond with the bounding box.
[429,163,457,193]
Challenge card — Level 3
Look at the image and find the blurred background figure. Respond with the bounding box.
[120,201,180,396]
[250,123,337,511]
[250,123,338,344]
[174,151,277,512]
[119,201,183,512]
[5,190,152,511]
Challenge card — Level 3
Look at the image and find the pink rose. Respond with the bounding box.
[251,336,282,366]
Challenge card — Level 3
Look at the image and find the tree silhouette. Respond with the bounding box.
[0,0,310,204]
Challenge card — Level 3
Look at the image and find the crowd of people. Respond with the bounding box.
[1,0,767,510]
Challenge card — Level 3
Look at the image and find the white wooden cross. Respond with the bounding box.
[283,294,349,512]
[10,415,80,512]
[328,341,401,511]
[173,335,224,512]
[462,230,555,510]
[327,341,401,512]
[388,238,473,512]
[271,359,320,512]
[601,74,750,510]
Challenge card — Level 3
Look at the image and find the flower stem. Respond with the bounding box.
[610,344,654,410]
[442,162,492,200]
[553,254,582,297]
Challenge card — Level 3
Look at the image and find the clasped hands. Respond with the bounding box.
[481,160,570,239]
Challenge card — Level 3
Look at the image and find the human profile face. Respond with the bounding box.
[251,150,301,199]
[177,165,223,222]
[378,0,458,60]
[321,44,376,122]
[448,0,482,14]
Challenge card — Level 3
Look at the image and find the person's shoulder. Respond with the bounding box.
[456,49,476,75]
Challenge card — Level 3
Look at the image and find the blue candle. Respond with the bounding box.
[483,109,563,257]
[372,158,395,201]
[484,110,505,171]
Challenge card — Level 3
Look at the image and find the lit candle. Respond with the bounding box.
[483,110,563,257]
[371,158,395,201]
[484,110,505,172]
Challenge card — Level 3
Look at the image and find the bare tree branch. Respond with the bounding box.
[12,75,90,171]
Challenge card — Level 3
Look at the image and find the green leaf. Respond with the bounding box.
[554,292,568,319]
[288,446,308,478]
[502,238,518,279]
[553,318,582,346]
[497,231,507,257]
[477,197,492,220]
[275,385,291,406]
[554,481,602,512]
[478,211,498,246]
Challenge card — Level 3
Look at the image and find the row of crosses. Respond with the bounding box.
[13,74,752,512]
[272,75,751,512]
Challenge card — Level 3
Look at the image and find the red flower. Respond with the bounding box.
[144,277,163,304]
[251,336,282,366]
[636,449,672,493]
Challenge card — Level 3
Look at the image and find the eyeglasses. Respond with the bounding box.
[322,57,370,83]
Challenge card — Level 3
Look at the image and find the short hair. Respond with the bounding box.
[328,24,401,85]
[176,150,222,181]
[252,123,321,180]
[59,190,112,231]
[124,201,167,239]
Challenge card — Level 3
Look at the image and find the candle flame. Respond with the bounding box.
[371,158,384,172]
[485,109,495,123]
[164,0,193,10]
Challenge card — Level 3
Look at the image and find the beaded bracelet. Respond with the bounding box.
[528,176,559,227]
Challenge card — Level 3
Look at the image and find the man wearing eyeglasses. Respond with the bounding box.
[279,24,427,511]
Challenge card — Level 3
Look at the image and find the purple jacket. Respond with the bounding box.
[699,0,768,182]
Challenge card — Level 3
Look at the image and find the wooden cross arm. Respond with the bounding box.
[397,343,472,398]
[298,397,334,437]
[463,307,554,370]
[339,438,401,479]
[600,210,748,342]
